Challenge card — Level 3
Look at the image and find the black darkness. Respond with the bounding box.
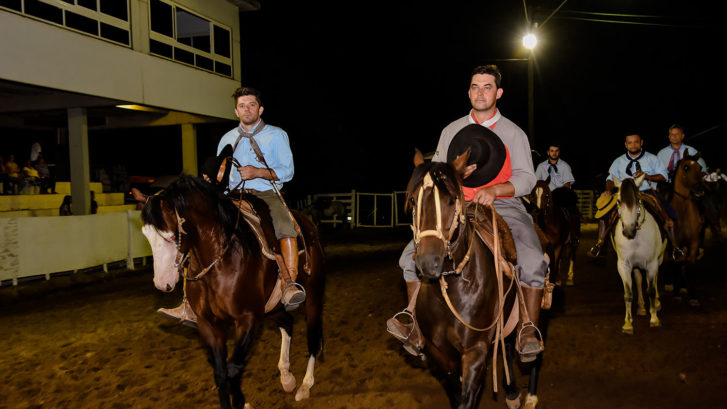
[235,0,727,197]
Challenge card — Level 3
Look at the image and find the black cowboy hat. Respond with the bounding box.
[202,144,234,188]
[446,124,507,187]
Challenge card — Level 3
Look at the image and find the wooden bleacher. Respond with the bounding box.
[0,182,135,217]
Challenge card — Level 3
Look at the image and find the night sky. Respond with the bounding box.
[232,0,726,198]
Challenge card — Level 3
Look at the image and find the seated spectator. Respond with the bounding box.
[59,195,72,216]
[22,159,40,193]
[90,191,98,214]
[5,154,22,194]
[36,157,55,194]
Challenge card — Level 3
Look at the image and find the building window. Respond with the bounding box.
[148,0,233,78]
[0,0,131,46]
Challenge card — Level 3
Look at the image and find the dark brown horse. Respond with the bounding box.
[530,178,581,286]
[139,175,325,409]
[407,151,521,409]
[667,152,704,306]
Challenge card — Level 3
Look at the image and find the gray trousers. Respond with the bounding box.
[400,198,547,288]
[254,189,297,239]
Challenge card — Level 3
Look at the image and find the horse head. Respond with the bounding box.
[407,149,469,279]
[614,174,645,239]
[139,175,237,292]
[532,178,552,211]
[674,152,704,193]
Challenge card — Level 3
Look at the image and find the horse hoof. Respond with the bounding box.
[622,326,633,335]
[524,393,538,409]
[281,372,296,393]
[506,392,522,409]
[244,403,254,409]
[637,308,647,316]
[295,385,311,401]
[664,284,674,292]
[656,301,662,311]
[688,299,701,307]
[566,279,574,286]
[650,320,661,328]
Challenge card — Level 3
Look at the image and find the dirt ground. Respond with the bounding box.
[1,227,726,409]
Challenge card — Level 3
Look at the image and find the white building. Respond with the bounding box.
[0,0,259,214]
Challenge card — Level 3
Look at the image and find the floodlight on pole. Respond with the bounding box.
[523,33,538,50]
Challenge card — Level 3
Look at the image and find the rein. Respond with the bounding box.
[172,208,231,282]
[617,195,645,231]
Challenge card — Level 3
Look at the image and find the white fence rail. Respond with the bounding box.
[0,210,151,286]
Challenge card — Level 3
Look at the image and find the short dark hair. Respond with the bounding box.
[232,87,262,106]
[668,124,684,134]
[624,133,642,141]
[471,65,502,88]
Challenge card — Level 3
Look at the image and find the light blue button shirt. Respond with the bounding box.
[217,121,294,192]
[606,151,667,191]
[656,144,707,180]
[535,159,575,190]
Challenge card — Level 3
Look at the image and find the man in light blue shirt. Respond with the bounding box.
[535,144,575,190]
[656,124,707,179]
[589,133,679,258]
[157,87,304,326]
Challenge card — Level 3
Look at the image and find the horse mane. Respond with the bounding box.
[405,161,462,212]
[619,177,638,208]
[142,174,255,244]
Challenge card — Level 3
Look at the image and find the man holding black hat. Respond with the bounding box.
[387,65,547,362]
[158,87,304,326]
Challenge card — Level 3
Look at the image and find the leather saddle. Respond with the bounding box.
[465,203,517,277]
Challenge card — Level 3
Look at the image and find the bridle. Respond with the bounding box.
[617,193,645,232]
[166,206,229,282]
[411,172,466,264]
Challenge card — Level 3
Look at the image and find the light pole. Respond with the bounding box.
[523,31,538,148]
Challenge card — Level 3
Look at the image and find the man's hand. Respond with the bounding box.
[238,165,261,181]
[462,164,477,180]
[633,170,645,179]
[472,186,498,206]
[600,190,612,199]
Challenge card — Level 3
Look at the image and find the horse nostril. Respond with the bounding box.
[166,284,172,291]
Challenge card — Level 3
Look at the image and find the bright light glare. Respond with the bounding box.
[523,33,538,50]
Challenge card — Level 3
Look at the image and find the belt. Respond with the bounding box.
[230,188,265,196]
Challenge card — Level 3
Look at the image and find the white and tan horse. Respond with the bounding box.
[612,174,666,334]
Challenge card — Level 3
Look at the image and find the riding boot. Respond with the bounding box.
[588,210,617,257]
[517,285,544,363]
[280,237,306,311]
[386,280,424,356]
[157,299,197,328]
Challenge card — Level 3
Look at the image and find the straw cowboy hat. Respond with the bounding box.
[446,124,508,188]
[594,192,618,219]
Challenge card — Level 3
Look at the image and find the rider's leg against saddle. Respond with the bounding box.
[493,200,547,361]
[589,208,617,257]
[280,237,306,310]
[386,240,424,355]
[157,298,197,327]
[641,192,683,258]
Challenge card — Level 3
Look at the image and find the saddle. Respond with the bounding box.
[465,202,517,277]
[229,194,311,313]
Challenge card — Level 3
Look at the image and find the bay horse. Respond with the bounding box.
[407,150,522,409]
[530,178,581,286]
[139,175,325,409]
[612,174,665,334]
[667,152,705,306]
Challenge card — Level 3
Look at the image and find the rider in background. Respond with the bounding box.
[535,143,575,190]
[387,65,547,362]
[589,133,679,258]
[656,124,707,179]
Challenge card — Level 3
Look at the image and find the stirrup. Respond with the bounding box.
[672,246,685,261]
[282,282,306,311]
[516,322,544,361]
[387,310,424,359]
[588,242,603,258]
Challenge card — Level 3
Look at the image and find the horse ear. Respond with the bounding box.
[612,174,622,188]
[452,148,471,176]
[413,149,425,167]
[634,173,646,187]
[131,187,148,204]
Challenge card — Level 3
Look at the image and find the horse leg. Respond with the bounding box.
[199,322,233,409]
[686,246,700,307]
[617,261,634,334]
[646,263,661,327]
[268,310,297,393]
[566,245,576,286]
[634,268,647,316]
[459,343,489,409]
[227,314,259,409]
[502,338,521,409]
[524,357,541,409]
[295,271,325,402]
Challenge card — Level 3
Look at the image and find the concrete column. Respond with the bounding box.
[68,108,91,215]
[181,123,198,176]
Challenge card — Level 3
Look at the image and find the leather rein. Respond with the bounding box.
[170,207,230,282]
[411,171,514,390]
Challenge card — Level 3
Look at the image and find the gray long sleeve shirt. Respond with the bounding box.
[432,111,536,199]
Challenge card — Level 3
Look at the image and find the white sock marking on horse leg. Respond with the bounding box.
[567,260,574,285]
[295,355,316,401]
[278,328,296,393]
